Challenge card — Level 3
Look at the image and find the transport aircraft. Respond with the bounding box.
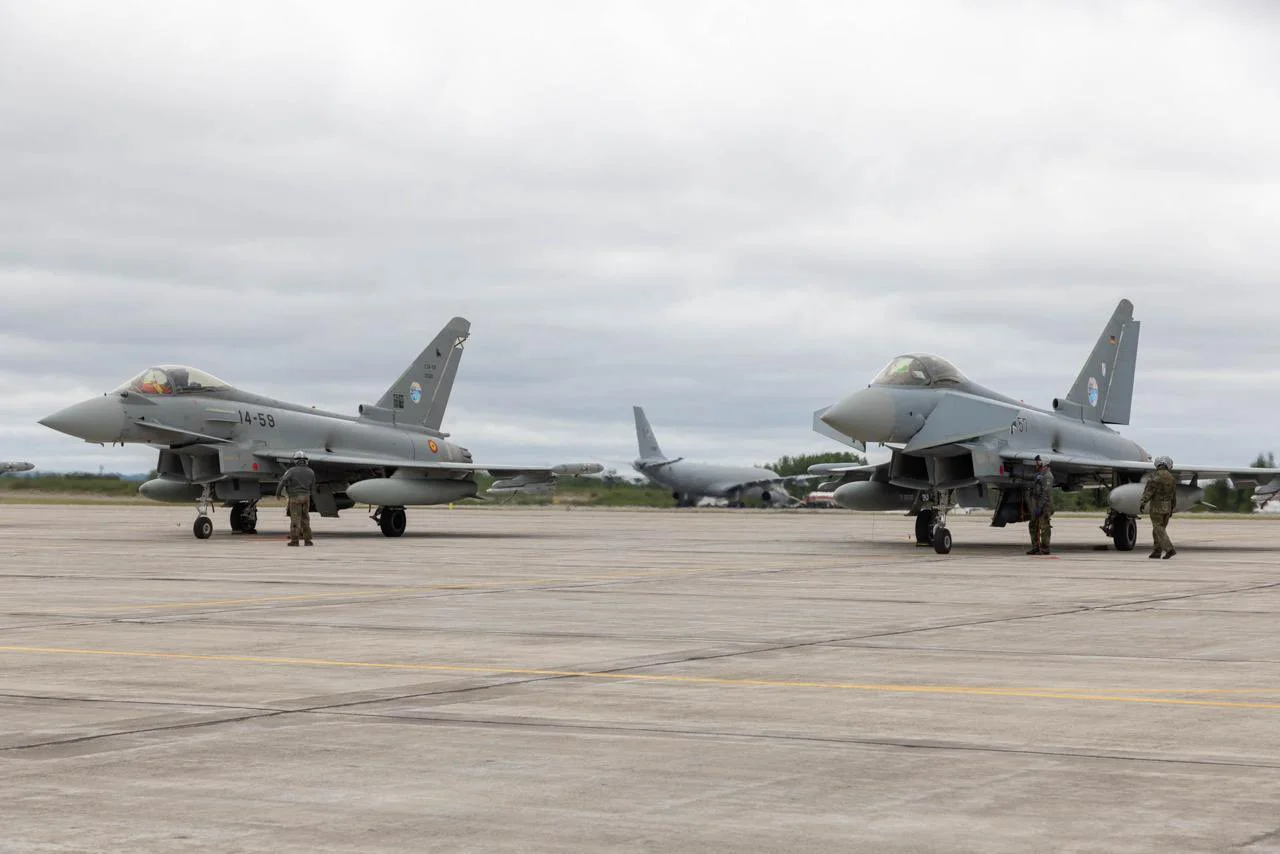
[632,406,797,507]
[1,461,34,473]
[810,299,1280,553]
[40,317,600,539]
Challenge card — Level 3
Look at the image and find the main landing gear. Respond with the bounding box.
[373,505,407,537]
[229,500,259,535]
[913,492,954,554]
[1102,509,1138,551]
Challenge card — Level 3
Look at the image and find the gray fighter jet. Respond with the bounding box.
[811,299,1280,554]
[632,406,795,507]
[39,317,600,539]
[1,461,34,473]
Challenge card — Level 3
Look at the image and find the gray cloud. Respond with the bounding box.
[2,0,1279,475]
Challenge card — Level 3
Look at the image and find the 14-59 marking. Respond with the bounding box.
[238,410,276,428]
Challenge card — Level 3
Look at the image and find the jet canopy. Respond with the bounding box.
[115,365,231,396]
[872,354,966,388]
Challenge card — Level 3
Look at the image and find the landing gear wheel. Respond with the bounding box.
[914,510,936,545]
[760,491,772,506]
[932,526,952,555]
[193,516,214,540]
[229,503,258,534]
[379,506,407,538]
[1112,514,1137,551]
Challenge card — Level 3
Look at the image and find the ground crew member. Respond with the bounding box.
[1027,455,1054,555]
[276,450,316,546]
[1140,456,1178,559]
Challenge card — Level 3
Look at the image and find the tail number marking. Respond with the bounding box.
[238,411,277,428]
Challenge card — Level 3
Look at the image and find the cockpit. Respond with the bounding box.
[114,365,231,396]
[871,354,967,388]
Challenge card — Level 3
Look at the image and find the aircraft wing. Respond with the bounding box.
[255,449,601,479]
[999,450,1280,486]
[806,461,884,481]
[704,475,798,494]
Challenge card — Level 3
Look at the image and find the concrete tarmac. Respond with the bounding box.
[2,505,1280,853]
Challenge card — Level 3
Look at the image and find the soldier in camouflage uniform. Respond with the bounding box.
[1026,455,1054,555]
[1140,455,1178,559]
[275,450,316,546]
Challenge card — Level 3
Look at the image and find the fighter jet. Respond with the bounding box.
[811,299,1280,554]
[39,317,601,539]
[632,406,796,507]
[1,461,35,473]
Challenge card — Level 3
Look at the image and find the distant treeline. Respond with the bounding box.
[0,472,143,496]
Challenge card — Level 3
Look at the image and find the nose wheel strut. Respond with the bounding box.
[193,484,214,539]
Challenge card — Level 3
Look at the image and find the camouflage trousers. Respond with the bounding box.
[287,496,312,544]
[1028,514,1052,551]
[1150,512,1173,553]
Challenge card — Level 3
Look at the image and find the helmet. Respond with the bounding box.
[292,450,309,463]
[1155,455,1173,470]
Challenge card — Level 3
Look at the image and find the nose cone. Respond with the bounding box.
[39,396,126,443]
[820,388,897,443]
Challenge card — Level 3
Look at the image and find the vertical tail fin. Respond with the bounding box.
[633,406,667,461]
[375,317,471,429]
[1064,299,1140,424]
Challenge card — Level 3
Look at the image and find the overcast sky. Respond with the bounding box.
[2,0,1278,476]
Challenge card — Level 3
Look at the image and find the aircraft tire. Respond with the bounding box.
[932,526,952,555]
[380,506,407,538]
[193,516,214,540]
[1112,514,1137,551]
[229,503,258,534]
[914,511,936,545]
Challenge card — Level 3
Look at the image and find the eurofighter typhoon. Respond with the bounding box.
[39,318,601,539]
[811,299,1280,554]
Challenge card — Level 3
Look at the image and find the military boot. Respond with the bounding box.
[1148,549,1162,558]
[1162,549,1177,559]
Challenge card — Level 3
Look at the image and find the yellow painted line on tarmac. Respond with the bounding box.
[3,644,1280,711]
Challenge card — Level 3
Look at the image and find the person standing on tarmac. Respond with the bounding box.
[1140,456,1178,559]
[276,450,316,546]
[1027,455,1054,555]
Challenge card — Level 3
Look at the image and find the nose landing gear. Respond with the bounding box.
[193,484,214,540]
[915,491,954,554]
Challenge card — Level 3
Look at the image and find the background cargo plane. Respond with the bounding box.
[40,317,600,539]
[811,299,1280,554]
[632,406,797,507]
[1,461,34,473]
